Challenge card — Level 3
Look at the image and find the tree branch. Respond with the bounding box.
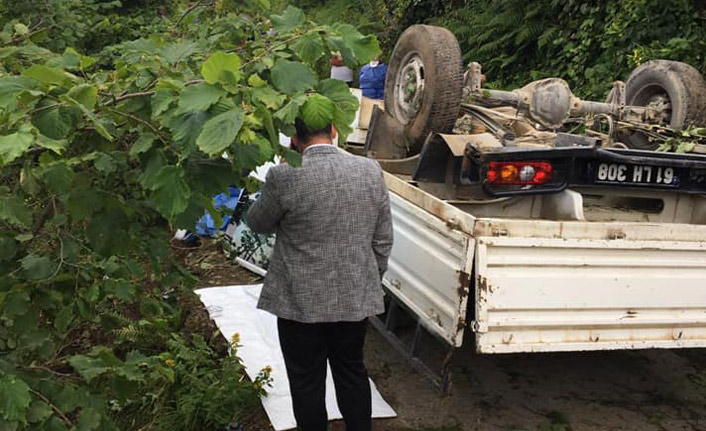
[30,389,74,428]
[106,91,156,106]
[3,26,53,47]
[104,107,169,145]
[176,0,210,26]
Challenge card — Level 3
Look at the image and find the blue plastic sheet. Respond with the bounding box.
[195,186,243,237]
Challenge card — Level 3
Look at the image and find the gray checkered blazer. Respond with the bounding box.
[246,145,393,323]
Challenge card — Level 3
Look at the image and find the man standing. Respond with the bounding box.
[359,57,388,99]
[330,53,354,86]
[246,119,393,431]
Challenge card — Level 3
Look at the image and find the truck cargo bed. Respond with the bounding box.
[382,171,706,353]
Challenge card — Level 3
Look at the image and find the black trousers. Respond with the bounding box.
[278,318,372,431]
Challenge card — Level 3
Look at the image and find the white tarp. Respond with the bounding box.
[196,284,397,430]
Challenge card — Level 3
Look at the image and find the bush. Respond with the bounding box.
[0,2,378,429]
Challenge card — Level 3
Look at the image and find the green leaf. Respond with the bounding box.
[676,141,696,153]
[160,40,198,65]
[151,89,177,118]
[43,417,68,431]
[68,355,109,382]
[103,280,134,301]
[166,111,209,155]
[16,89,43,105]
[0,47,18,60]
[201,52,241,91]
[60,95,112,141]
[67,189,103,221]
[21,254,55,280]
[130,133,156,157]
[13,23,29,37]
[0,132,33,166]
[26,401,52,423]
[196,108,244,156]
[115,363,145,383]
[20,328,51,351]
[301,94,335,131]
[149,166,191,221]
[0,197,32,227]
[316,79,359,138]
[4,289,30,318]
[22,65,71,87]
[31,98,77,140]
[274,95,307,124]
[271,5,305,33]
[0,376,31,422]
[326,36,356,67]
[93,153,115,174]
[35,136,69,154]
[14,233,33,242]
[178,83,225,113]
[0,237,17,262]
[41,162,74,195]
[67,84,98,110]
[76,407,101,431]
[0,77,36,108]
[86,208,129,256]
[317,79,359,113]
[252,86,286,110]
[46,48,81,70]
[254,136,276,161]
[54,305,74,334]
[294,32,324,63]
[0,418,18,431]
[247,74,267,88]
[334,24,381,64]
[271,60,316,94]
[80,56,97,71]
[257,106,279,147]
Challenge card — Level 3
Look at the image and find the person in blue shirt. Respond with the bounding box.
[359,57,388,99]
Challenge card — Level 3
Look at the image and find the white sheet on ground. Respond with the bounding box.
[195,284,397,430]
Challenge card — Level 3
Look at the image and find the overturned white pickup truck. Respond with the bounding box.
[355,25,706,367]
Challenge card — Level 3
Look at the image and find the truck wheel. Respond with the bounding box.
[385,25,463,156]
[622,60,706,150]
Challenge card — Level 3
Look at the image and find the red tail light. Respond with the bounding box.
[486,161,553,185]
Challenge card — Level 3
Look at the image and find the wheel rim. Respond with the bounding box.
[393,52,425,125]
[632,84,672,125]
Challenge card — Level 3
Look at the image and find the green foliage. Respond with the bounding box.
[0,375,31,423]
[301,94,335,130]
[0,0,178,55]
[196,108,245,156]
[0,1,378,429]
[289,0,705,99]
[657,126,706,153]
[433,0,706,98]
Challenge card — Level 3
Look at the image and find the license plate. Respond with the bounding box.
[594,162,679,186]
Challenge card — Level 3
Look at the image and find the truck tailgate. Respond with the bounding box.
[474,237,706,353]
[383,193,474,347]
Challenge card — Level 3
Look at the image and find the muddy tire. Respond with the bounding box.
[384,25,463,156]
[621,60,706,150]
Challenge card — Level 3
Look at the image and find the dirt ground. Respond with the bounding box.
[182,239,706,431]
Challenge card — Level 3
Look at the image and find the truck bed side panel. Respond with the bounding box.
[474,237,706,353]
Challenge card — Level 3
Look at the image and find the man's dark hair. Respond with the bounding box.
[294,118,333,144]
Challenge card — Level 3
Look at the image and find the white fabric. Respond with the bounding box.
[330,65,353,82]
[195,284,397,430]
[248,156,280,182]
